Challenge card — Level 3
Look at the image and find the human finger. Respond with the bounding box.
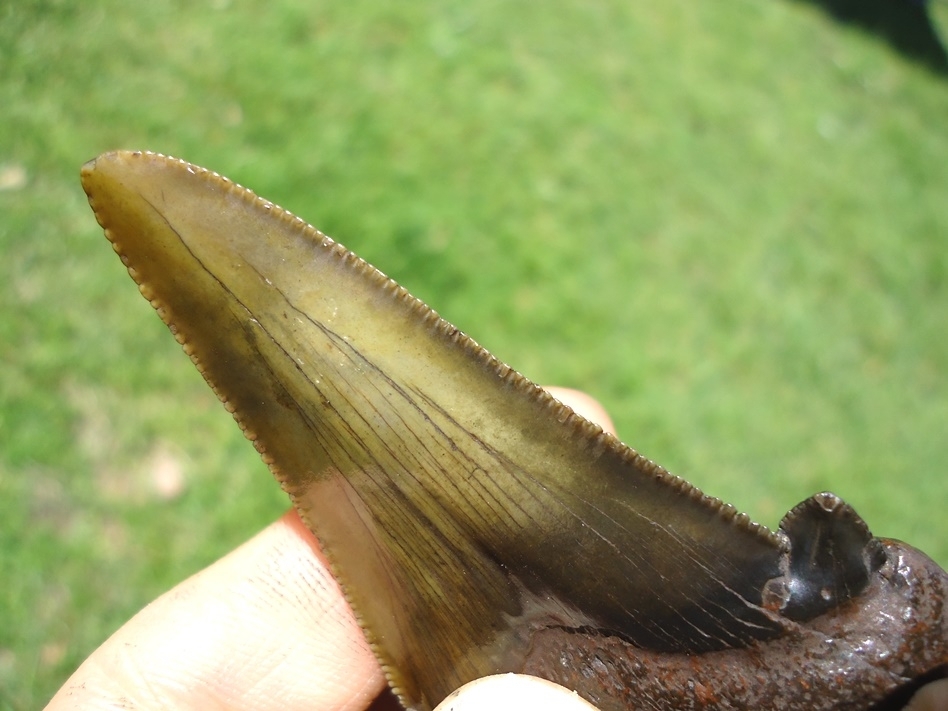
[904,679,948,711]
[46,510,385,711]
[433,674,599,711]
[545,387,617,436]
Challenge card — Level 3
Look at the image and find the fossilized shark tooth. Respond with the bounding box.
[81,151,947,711]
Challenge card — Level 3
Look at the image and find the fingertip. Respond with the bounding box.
[904,678,948,711]
[544,387,617,437]
[278,506,324,557]
[433,674,600,711]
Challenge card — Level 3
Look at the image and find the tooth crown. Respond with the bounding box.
[82,150,948,711]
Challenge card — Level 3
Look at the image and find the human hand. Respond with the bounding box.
[45,387,611,711]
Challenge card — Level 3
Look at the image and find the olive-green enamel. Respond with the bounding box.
[82,150,791,710]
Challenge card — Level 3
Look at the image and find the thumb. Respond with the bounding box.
[434,674,600,711]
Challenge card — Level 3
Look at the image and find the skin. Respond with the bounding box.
[904,680,948,711]
[432,675,599,711]
[45,388,611,711]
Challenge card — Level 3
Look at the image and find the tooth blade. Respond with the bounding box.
[81,150,786,710]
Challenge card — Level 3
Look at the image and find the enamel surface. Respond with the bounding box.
[81,151,947,710]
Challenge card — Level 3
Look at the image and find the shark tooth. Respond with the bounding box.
[81,150,948,711]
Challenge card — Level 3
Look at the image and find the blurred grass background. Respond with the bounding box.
[2,0,947,707]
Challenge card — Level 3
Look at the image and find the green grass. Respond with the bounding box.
[2,1,947,707]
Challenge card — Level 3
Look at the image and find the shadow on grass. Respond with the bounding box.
[792,0,948,76]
